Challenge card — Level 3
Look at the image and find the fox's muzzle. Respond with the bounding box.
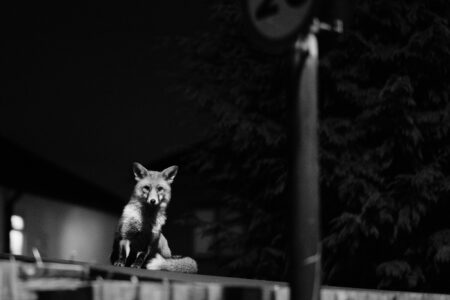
[147,190,159,205]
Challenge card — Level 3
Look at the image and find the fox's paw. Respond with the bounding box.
[146,254,166,270]
[113,261,125,267]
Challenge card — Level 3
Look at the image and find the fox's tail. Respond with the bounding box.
[146,254,198,274]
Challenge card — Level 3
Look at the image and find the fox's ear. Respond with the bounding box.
[161,165,178,184]
[133,162,148,181]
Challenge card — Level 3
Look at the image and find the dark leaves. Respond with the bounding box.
[176,0,450,291]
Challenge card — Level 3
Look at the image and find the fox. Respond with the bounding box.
[110,162,197,273]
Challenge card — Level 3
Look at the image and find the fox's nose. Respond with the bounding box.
[147,189,158,205]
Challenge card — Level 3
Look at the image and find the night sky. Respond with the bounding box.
[2,1,213,199]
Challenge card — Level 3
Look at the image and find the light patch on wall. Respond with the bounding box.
[59,207,117,264]
[14,193,118,264]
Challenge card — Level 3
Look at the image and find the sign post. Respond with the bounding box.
[289,32,320,300]
[242,1,339,299]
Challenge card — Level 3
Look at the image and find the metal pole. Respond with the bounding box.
[290,33,320,300]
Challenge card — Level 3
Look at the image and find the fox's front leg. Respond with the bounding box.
[130,248,151,268]
[113,239,130,267]
[131,235,162,268]
[130,239,159,268]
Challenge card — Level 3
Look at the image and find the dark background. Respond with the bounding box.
[2,0,450,294]
[2,0,212,200]
[1,0,220,275]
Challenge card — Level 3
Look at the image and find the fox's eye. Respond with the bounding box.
[157,186,164,192]
[142,186,150,193]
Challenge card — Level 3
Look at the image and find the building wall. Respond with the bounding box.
[14,193,119,264]
[1,174,223,274]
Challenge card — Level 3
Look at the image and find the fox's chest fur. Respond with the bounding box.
[119,200,167,241]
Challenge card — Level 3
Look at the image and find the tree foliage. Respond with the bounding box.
[176,0,450,291]
[176,0,291,281]
[320,0,450,291]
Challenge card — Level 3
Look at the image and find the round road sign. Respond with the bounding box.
[243,0,317,52]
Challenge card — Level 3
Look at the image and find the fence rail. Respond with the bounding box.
[1,255,449,300]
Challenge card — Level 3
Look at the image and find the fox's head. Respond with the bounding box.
[131,162,178,208]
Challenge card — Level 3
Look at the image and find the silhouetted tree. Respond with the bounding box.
[176,0,450,291]
[176,0,290,280]
[320,0,450,292]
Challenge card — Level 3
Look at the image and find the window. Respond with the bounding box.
[10,215,24,255]
[193,208,245,257]
[193,209,215,256]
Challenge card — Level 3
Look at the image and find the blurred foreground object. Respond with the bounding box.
[2,255,450,299]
